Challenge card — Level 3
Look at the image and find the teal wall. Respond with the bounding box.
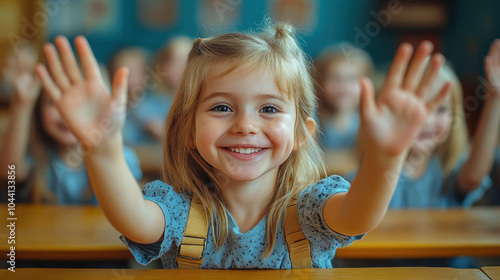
[47,0,499,77]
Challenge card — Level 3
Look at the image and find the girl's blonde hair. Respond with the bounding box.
[434,62,468,176]
[314,43,374,112]
[163,22,326,257]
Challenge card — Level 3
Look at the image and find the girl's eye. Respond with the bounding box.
[211,104,232,112]
[260,105,279,114]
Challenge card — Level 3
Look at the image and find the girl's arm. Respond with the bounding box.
[457,39,500,193]
[35,36,164,244]
[0,69,41,182]
[324,42,451,236]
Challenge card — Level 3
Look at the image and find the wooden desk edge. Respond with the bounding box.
[482,266,500,280]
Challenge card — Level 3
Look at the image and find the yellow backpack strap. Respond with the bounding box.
[284,199,312,268]
[177,196,208,269]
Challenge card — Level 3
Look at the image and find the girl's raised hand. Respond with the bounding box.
[359,41,452,157]
[485,39,500,96]
[3,56,41,106]
[35,36,129,152]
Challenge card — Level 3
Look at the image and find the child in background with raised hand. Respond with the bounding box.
[389,40,500,209]
[35,22,450,269]
[0,38,143,204]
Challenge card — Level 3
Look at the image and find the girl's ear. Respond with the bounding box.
[294,117,316,150]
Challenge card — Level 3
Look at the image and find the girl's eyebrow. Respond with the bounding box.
[201,91,289,104]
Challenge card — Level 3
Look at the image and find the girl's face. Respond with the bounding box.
[195,67,296,184]
[40,92,78,147]
[410,89,453,155]
[322,60,362,111]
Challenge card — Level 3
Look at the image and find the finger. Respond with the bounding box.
[35,64,62,101]
[416,54,444,99]
[495,39,500,65]
[43,43,71,89]
[425,82,452,113]
[359,77,376,119]
[383,43,413,90]
[74,36,101,80]
[402,41,434,91]
[54,36,83,83]
[485,56,500,91]
[111,67,129,106]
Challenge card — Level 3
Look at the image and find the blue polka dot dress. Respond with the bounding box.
[120,175,362,269]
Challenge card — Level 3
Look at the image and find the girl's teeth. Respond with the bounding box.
[228,147,263,154]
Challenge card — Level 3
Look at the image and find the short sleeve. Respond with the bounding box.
[297,175,362,249]
[120,180,190,265]
[123,146,143,181]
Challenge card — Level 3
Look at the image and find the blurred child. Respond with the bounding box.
[154,36,192,95]
[108,47,165,145]
[392,48,500,209]
[36,24,450,269]
[340,40,500,268]
[314,43,373,150]
[131,36,193,141]
[0,40,142,204]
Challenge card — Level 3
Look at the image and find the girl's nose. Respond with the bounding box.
[232,112,258,135]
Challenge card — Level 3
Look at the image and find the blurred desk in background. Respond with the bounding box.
[0,268,490,280]
[324,149,358,176]
[0,204,130,260]
[1,205,499,261]
[133,144,163,177]
[336,207,500,259]
[482,266,500,280]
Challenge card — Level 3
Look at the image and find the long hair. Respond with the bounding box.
[434,63,468,176]
[29,93,58,203]
[163,21,326,257]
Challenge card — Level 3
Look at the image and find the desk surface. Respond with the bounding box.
[482,266,500,280]
[0,204,129,260]
[1,204,499,261]
[336,207,500,259]
[0,268,490,280]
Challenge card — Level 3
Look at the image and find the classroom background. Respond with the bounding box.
[0,0,499,135]
[0,0,499,274]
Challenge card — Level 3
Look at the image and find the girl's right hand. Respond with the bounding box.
[35,36,129,153]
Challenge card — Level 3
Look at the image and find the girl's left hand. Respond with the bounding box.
[358,41,452,158]
[485,39,500,96]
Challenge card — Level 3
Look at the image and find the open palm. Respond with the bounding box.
[359,42,451,157]
[35,36,129,149]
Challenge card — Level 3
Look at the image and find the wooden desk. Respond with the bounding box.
[324,149,358,176]
[133,144,163,175]
[336,207,500,259]
[482,266,500,280]
[1,204,499,261]
[0,268,490,280]
[0,204,130,260]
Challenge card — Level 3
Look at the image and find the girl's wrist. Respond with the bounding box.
[82,132,124,160]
